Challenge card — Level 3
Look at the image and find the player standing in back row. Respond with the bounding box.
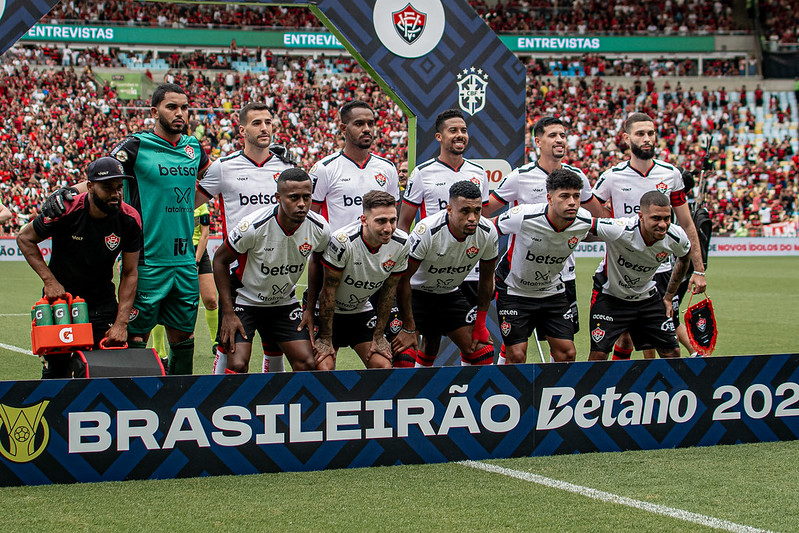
[310,101,400,231]
[485,116,607,364]
[592,112,706,360]
[196,102,295,374]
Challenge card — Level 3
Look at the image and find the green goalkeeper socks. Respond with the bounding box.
[168,338,195,375]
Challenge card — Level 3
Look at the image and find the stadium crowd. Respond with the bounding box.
[0,44,797,238]
[759,0,799,48]
[44,0,746,36]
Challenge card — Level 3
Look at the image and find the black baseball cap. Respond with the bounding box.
[86,157,133,182]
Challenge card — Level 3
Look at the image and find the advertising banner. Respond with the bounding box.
[2,355,798,486]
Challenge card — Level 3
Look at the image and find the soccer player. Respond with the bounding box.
[587,191,692,360]
[310,101,400,231]
[398,109,488,234]
[17,157,142,378]
[195,102,295,374]
[41,84,209,375]
[212,169,328,373]
[494,169,594,364]
[392,181,498,367]
[314,191,410,370]
[592,112,707,360]
[485,116,607,363]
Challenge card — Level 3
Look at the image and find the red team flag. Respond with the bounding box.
[684,295,718,356]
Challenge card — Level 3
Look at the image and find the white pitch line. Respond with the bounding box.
[0,313,28,317]
[459,460,772,533]
[0,342,34,356]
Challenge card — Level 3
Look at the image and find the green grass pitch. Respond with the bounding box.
[1,257,798,531]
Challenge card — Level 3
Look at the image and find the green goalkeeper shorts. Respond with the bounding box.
[127,264,199,335]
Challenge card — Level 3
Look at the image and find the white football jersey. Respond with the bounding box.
[321,220,410,314]
[408,210,499,294]
[592,159,687,273]
[593,216,690,301]
[226,207,329,307]
[402,157,488,217]
[197,151,292,234]
[402,158,488,283]
[495,203,593,298]
[491,161,592,282]
[310,151,400,231]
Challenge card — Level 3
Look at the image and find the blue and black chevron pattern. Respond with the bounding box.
[0,0,60,55]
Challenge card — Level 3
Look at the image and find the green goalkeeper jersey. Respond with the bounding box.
[111,131,210,266]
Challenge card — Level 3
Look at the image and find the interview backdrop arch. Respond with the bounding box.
[0,0,526,172]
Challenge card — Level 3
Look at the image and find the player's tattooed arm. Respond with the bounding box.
[315,267,341,363]
[663,254,691,317]
[370,275,401,363]
[673,202,707,293]
[213,243,248,353]
[391,262,421,354]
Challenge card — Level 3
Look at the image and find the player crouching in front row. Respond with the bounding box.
[213,168,329,373]
[587,190,692,360]
[392,181,498,367]
[312,191,410,370]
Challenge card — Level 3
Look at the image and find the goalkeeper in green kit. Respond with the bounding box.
[42,84,210,374]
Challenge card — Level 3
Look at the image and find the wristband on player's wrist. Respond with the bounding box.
[401,327,416,334]
[693,271,706,276]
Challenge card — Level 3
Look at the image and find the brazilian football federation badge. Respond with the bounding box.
[393,3,426,45]
[684,295,717,356]
[0,400,50,463]
[457,68,489,116]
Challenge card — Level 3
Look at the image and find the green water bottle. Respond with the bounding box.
[51,299,70,325]
[70,297,89,324]
[34,298,53,326]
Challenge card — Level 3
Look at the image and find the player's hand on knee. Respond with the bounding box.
[221,316,246,354]
[391,329,417,354]
[298,309,315,346]
[42,187,79,219]
[368,336,392,363]
[314,337,335,364]
[663,295,674,318]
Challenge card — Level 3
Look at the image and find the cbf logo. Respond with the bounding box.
[0,401,50,463]
[457,68,489,116]
[393,3,426,45]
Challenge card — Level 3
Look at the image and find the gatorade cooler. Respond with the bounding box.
[71,338,165,378]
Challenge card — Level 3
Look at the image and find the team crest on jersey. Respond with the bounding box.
[697,318,707,332]
[389,317,403,334]
[567,236,579,249]
[238,220,250,233]
[104,233,120,251]
[382,259,396,272]
[466,245,479,258]
[114,150,128,163]
[129,308,139,322]
[655,181,668,193]
[415,223,426,234]
[392,3,426,45]
[374,172,387,187]
[591,326,605,342]
[184,145,195,159]
[273,172,281,182]
[469,177,481,186]
[298,242,313,257]
[500,319,511,337]
[336,232,348,243]
[656,251,669,262]
[457,67,489,116]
